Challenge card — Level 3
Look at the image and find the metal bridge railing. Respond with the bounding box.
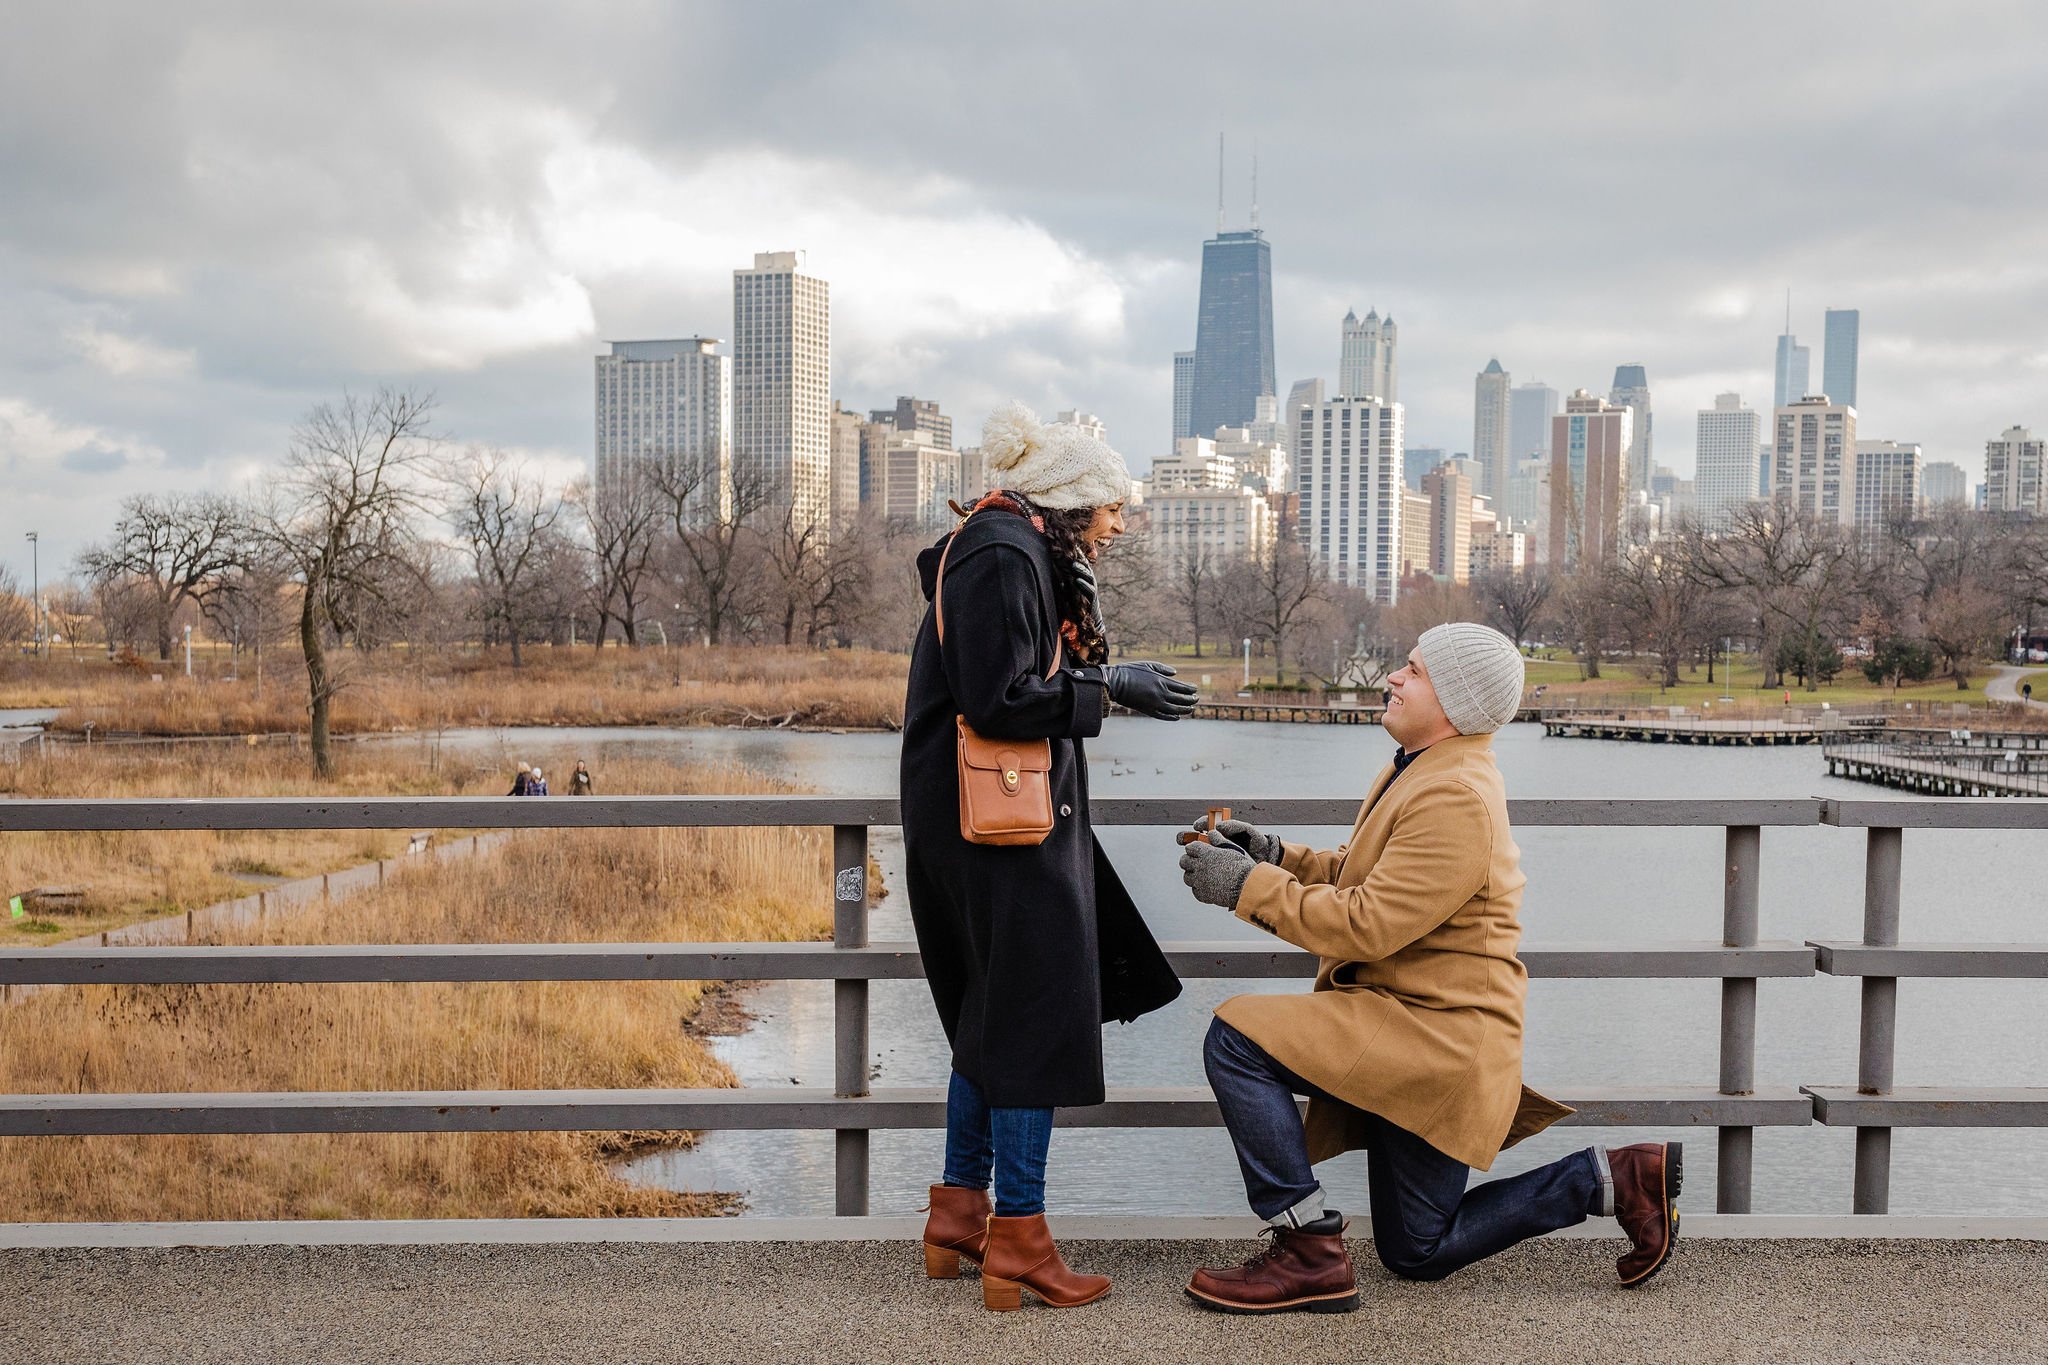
[0,795,2043,1222]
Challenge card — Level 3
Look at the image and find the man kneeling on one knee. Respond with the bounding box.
[1176,623,1682,1315]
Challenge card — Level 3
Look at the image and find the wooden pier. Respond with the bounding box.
[1824,730,2048,796]
[1542,714,1887,746]
[1191,701,1384,725]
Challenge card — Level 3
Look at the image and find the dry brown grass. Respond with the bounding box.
[0,645,910,737]
[0,756,833,1221]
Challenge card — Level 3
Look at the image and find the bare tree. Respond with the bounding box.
[1477,568,1552,651]
[574,470,661,647]
[1923,581,2008,690]
[0,566,30,650]
[1388,577,1485,650]
[652,457,774,645]
[1221,539,1329,685]
[1165,545,1222,657]
[261,388,437,778]
[1684,500,1858,689]
[759,501,849,646]
[200,547,294,699]
[1608,545,1716,690]
[1549,568,1621,679]
[1095,534,1165,658]
[76,492,247,660]
[443,447,565,668]
[44,581,99,661]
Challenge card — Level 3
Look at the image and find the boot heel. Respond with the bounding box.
[982,1277,1023,1312]
[923,1244,961,1279]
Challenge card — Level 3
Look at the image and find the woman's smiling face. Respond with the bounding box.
[1081,501,1127,559]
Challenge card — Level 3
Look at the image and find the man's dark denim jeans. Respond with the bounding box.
[942,1069,1055,1216]
[1204,1016,1601,1280]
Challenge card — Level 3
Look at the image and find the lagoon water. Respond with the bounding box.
[408,718,2048,1216]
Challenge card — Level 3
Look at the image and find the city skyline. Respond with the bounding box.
[4,3,2047,568]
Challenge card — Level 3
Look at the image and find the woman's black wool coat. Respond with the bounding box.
[899,509,1181,1109]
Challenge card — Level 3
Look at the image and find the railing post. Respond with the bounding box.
[1854,824,1903,1213]
[1718,824,1760,1213]
[832,824,871,1216]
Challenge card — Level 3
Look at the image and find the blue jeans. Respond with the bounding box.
[1204,1016,1602,1281]
[942,1070,1055,1217]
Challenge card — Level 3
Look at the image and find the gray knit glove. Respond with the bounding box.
[1186,816,1282,865]
[1179,831,1258,910]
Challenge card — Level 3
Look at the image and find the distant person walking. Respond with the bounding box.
[569,760,595,796]
[528,767,548,796]
[902,403,1190,1312]
[508,763,532,797]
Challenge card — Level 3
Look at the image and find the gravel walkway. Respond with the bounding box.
[4,1237,2043,1364]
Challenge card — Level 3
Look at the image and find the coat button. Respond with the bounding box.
[1059,804,1072,817]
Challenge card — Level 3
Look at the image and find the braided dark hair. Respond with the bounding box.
[958,491,1108,665]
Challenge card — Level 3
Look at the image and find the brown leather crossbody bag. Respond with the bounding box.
[935,527,1060,847]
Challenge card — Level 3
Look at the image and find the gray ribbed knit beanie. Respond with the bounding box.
[1415,622,1525,735]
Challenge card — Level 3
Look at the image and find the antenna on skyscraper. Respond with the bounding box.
[1784,288,1792,334]
[1217,132,1226,233]
[1250,139,1260,230]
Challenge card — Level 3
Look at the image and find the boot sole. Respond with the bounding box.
[1184,1285,1361,1315]
[1619,1142,1682,1288]
[983,1276,1111,1311]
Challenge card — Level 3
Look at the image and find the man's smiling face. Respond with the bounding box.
[1384,646,1457,750]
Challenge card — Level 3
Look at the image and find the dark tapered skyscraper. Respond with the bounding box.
[1188,229,1275,441]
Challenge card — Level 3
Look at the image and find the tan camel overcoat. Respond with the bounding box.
[1213,733,1571,1171]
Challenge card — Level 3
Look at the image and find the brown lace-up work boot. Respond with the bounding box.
[979,1214,1111,1311]
[1185,1222,1360,1315]
[921,1184,991,1278]
[1609,1141,1682,1286]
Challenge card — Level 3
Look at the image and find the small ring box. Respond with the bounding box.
[1177,806,1233,845]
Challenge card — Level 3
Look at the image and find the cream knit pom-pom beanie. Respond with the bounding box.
[979,402,1132,510]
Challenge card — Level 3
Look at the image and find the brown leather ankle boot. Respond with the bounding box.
[921,1184,991,1278]
[1609,1141,1682,1286]
[979,1214,1111,1311]
[1185,1224,1359,1315]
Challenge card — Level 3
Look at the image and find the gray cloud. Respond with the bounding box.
[2,0,2045,571]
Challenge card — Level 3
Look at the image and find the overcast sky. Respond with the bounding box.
[4,0,2046,572]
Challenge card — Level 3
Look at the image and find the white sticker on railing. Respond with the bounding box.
[835,868,865,903]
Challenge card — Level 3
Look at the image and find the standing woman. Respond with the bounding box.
[902,404,1192,1312]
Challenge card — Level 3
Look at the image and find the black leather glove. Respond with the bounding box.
[1186,816,1283,864]
[1105,661,1199,721]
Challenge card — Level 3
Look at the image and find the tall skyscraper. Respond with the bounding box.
[594,338,729,519]
[1853,439,1920,528]
[829,401,863,525]
[1509,382,1560,461]
[1189,229,1276,440]
[1173,351,1196,442]
[1609,363,1653,494]
[1548,390,1632,569]
[1773,332,1811,410]
[1338,308,1398,401]
[1695,392,1761,530]
[1403,446,1445,492]
[1772,394,1858,524]
[1823,308,1860,409]
[1921,460,1968,507]
[1298,396,1404,603]
[1473,358,1511,499]
[891,396,953,450]
[1985,426,2045,514]
[733,251,831,531]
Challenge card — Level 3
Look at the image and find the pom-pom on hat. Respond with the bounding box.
[1415,622,1526,735]
[980,402,1132,510]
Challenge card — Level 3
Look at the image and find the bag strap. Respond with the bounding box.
[934,521,1063,680]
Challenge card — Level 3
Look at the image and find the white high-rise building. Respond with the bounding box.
[1773,394,1858,525]
[594,338,730,519]
[1610,363,1653,495]
[1473,358,1511,499]
[1921,460,1968,507]
[1146,487,1275,566]
[829,402,864,526]
[1299,396,1404,603]
[1213,424,1290,494]
[733,251,831,531]
[1056,410,1108,446]
[1852,440,1921,528]
[1695,392,1761,530]
[1985,426,2045,514]
[1338,308,1397,402]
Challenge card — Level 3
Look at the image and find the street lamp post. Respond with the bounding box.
[1242,637,1252,690]
[25,531,39,658]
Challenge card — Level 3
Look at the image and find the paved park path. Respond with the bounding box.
[4,1236,2045,1364]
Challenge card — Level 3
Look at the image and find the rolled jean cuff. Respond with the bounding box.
[1266,1184,1327,1229]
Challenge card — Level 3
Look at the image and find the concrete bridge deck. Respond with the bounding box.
[5,1218,2045,1364]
